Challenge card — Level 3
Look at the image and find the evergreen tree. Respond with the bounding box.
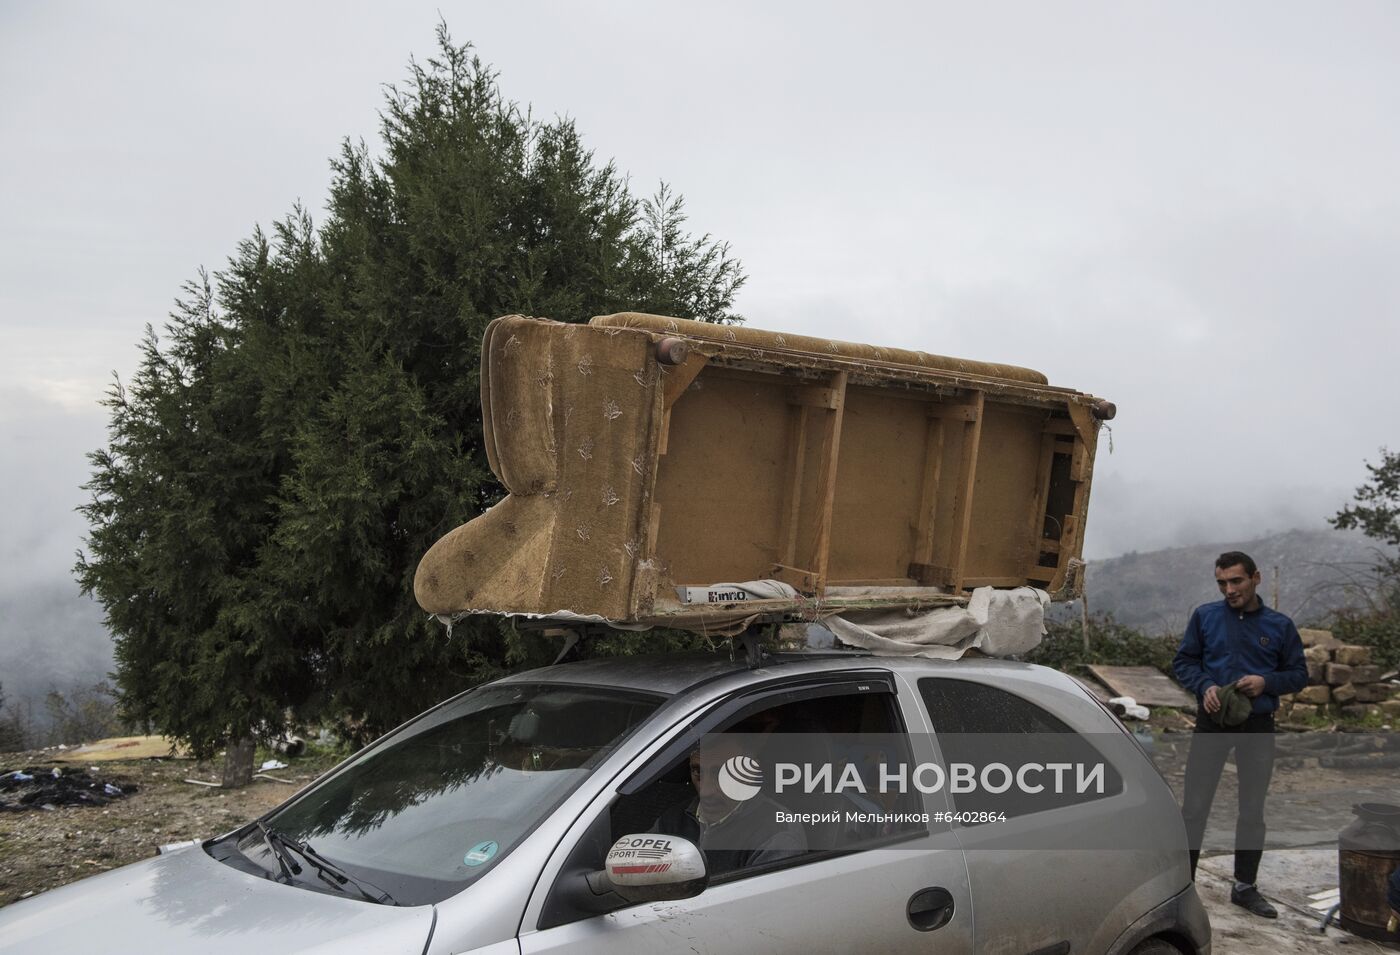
[78,25,745,765]
[77,272,295,759]
[1331,448,1400,561]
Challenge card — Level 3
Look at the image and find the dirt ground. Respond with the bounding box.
[0,745,342,908]
[1196,853,1396,954]
[1152,719,1400,953]
[3,728,1399,954]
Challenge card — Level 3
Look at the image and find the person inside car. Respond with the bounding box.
[650,733,807,877]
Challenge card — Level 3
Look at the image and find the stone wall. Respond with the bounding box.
[1281,628,1400,722]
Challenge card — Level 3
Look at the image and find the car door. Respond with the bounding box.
[917,674,1180,955]
[518,673,974,955]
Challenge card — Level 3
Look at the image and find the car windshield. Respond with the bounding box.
[229,682,662,905]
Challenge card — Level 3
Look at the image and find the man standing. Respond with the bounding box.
[1172,551,1308,919]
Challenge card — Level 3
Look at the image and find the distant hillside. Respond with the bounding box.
[1074,528,1395,636]
[0,581,113,728]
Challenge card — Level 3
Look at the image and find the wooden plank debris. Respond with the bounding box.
[53,735,190,762]
[254,773,296,785]
[1086,665,1195,709]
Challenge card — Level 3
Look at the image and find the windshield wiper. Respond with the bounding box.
[258,823,399,905]
[257,822,302,885]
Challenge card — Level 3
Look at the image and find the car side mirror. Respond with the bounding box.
[589,833,708,905]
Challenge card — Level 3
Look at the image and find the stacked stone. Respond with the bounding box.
[1280,629,1400,722]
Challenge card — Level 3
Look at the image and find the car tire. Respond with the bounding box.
[1128,939,1183,955]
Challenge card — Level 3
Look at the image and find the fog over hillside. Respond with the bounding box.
[1072,527,1395,637]
[0,581,113,730]
[1080,470,1354,560]
[0,389,115,734]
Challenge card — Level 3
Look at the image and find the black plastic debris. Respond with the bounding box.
[0,766,139,812]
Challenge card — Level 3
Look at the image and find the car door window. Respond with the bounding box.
[917,677,1123,822]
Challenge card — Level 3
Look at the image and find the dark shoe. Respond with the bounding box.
[1230,885,1278,919]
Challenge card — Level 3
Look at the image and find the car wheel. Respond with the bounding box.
[1128,939,1182,955]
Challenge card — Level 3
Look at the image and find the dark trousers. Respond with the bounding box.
[1181,708,1276,885]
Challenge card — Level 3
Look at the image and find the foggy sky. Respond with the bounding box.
[3,0,1399,612]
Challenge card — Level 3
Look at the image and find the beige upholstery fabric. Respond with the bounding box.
[415,313,1110,631]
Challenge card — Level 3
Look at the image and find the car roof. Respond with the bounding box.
[497,649,1075,699]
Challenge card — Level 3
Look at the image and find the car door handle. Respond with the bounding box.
[907,886,955,931]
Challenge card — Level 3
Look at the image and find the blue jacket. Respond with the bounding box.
[1172,600,1308,715]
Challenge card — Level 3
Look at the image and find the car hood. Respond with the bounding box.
[0,843,436,954]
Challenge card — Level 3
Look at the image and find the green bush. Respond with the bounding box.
[1332,605,1400,672]
[1026,615,1178,676]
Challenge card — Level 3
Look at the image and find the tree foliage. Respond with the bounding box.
[1331,448,1400,555]
[1330,447,1400,668]
[77,25,745,758]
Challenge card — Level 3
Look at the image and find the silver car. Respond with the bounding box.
[0,651,1209,954]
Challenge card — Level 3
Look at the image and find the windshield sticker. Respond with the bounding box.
[464,840,499,867]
